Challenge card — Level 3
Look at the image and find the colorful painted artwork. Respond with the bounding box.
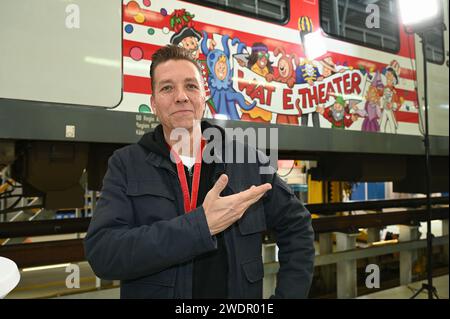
[118,0,420,136]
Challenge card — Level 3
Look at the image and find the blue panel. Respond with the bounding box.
[367,183,385,200]
[351,183,366,201]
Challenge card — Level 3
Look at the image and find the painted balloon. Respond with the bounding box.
[124,24,134,34]
[126,1,140,16]
[139,104,151,113]
[134,12,145,23]
[130,47,144,61]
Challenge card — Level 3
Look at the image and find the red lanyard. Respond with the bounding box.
[169,139,206,213]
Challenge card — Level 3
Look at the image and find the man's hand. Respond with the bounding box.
[202,174,272,236]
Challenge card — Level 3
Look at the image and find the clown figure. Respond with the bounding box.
[201,32,256,120]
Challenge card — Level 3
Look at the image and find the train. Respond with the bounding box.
[0,0,448,209]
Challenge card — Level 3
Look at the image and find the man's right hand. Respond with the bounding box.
[202,174,272,236]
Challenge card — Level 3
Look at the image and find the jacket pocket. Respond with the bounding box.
[238,201,266,235]
[241,256,264,298]
[126,180,178,223]
[127,180,175,201]
[242,256,264,283]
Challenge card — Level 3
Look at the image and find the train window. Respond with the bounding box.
[425,25,445,64]
[185,0,289,24]
[319,0,400,52]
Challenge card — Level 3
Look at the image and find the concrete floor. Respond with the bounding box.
[53,275,449,299]
[358,275,448,299]
[5,261,448,299]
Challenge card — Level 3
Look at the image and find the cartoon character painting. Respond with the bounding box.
[266,47,297,88]
[240,43,274,123]
[317,96,358,129]
[141,8,409,134]
[170,27,202,59]
[266,47,299,124]
[318,56,345,81]
[296,59,321,127]
[354,72,383,132]
[248,42,274,77]
[296,16,321,127]
[380,60,401,133]
[201,32,256,120]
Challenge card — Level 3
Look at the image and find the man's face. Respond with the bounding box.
[151,60,205,133]
[181,36,199,59]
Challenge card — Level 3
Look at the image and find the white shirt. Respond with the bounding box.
[179,155,196,171]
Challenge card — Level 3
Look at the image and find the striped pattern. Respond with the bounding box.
[298,16,313,33]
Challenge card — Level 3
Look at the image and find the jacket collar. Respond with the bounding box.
[138,120,227,171]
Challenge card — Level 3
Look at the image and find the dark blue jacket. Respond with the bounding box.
[84,122,315,298]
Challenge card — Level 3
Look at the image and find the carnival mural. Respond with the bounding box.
[121,0,414,135]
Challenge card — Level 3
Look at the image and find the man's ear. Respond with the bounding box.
[150,94,158,116]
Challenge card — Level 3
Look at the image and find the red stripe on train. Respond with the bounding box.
[124,75,151,95]
[395,111,419,123]
[123,40,160,61]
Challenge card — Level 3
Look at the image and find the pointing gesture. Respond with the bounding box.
[202,174,272,235]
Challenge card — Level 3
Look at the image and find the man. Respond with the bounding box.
[84,45,315,299]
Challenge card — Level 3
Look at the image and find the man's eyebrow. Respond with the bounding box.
[157,79,174,86]
[184,77,200,83]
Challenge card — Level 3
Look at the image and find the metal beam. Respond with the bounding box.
[0,218,90,238]
[0,99,448,157]
[1,205,448,238]
[2,220,448,269]
[312,207,448,233]
[263,235,450,275]
[306,196,449,215]
[0,239,85,268]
